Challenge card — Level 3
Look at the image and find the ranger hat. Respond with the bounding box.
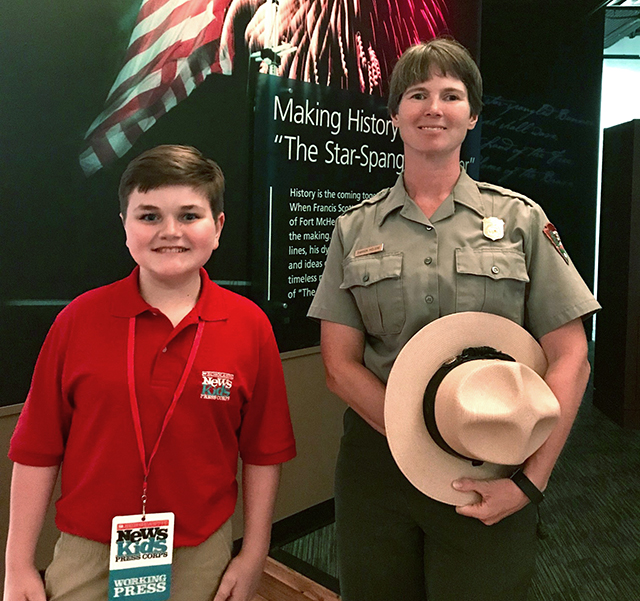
[384,312,560,506]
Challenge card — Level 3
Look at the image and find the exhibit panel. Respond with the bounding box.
[1,0,480,405]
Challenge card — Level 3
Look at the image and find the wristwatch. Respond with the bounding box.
[510,468,544,505]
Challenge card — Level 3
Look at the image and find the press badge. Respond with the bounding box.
[109,512,174,601]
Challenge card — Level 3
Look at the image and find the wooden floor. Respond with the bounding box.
[254,558,340,601]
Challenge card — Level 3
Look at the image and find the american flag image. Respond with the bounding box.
[80,0,449,176]
[79,0,231,177]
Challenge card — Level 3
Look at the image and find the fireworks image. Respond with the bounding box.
[225,0,448,93]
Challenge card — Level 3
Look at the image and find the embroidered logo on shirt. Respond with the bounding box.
[201,371,234,401]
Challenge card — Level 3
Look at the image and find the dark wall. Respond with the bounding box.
[479,0,605,292]
[593,120,640,428]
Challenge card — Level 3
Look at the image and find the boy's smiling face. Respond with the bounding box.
[122,185,224,285]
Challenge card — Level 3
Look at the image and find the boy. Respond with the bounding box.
[4,145,296,601]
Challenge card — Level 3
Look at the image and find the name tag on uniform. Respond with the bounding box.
[109,512,174,601]
[355,244,384,257]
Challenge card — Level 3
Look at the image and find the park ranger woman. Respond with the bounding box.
[308,37,600,601]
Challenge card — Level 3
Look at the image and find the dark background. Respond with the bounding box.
[0,0,604,407]
[479,0,605,295]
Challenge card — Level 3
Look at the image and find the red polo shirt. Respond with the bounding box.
[10,268,296,546]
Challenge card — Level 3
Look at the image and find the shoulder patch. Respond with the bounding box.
[476,181,536,207]
[543,223,571,265]
[342,188,391,214]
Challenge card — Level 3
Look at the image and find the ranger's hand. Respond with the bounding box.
[452,477,529,525]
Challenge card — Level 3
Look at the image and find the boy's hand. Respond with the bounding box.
[3,564,47,601]
[212,550,266,601]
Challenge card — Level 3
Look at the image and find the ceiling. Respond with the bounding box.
[605,0,640,48]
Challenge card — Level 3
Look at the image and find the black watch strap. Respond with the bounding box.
[510,469,544,505]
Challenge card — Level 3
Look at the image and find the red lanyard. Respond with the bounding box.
[127,317,204,518]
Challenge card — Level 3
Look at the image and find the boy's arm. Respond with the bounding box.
[4,463,59,601]
[213,463,281,601]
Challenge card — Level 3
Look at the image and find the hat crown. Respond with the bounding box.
[385,311,557,506]
[435,360,560,465]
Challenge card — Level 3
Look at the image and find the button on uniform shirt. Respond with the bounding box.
[308,170,600,383]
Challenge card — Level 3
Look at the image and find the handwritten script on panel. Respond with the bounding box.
[480,95,593,190]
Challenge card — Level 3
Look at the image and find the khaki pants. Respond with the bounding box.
[45,519,232,601]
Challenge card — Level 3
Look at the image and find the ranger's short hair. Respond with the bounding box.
[388,38,483,118]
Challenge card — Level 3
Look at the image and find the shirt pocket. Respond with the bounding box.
[455,248,530,325]
[341,253,405,335]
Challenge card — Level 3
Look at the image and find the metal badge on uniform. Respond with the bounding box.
[543,223,570,265]
[482,217,505,241]
[355,243,384,257]
[109,512,174,600]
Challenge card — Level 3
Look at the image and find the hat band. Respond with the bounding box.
[422,346,516,465]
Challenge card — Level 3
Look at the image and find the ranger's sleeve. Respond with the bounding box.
[524,203,601,339]
[307,218,365,331]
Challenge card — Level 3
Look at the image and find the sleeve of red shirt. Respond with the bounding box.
[237,312,296,465]
[9,309,74,467]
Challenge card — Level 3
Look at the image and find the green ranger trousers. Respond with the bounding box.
[335,408,539,601]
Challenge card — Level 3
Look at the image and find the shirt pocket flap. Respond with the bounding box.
[341,254,403,289]
[455,248,530,282]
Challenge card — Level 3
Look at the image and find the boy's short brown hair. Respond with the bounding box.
[388,38,483,118]
[119,145,225,216]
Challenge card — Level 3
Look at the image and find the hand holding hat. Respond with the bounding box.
[384,312,560,507]
[451,477,531,525]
